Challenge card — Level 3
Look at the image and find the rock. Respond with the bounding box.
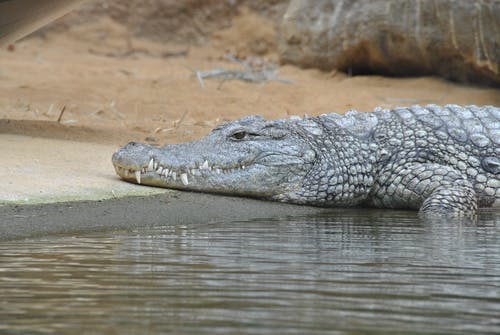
[278,0,500,86]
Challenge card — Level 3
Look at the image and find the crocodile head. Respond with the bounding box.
[112,115,319,201]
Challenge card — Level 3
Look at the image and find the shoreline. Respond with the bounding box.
[0,191,333,241]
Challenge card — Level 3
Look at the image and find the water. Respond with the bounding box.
[1,210,499,335]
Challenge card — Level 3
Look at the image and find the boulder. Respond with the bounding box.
[278,0,500,86]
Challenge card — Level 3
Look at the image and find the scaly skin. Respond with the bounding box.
[112,105,500,216]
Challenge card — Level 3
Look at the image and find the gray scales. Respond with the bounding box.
[112,105,500,217]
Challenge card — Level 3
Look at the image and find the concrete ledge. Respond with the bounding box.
[0,134,167,205]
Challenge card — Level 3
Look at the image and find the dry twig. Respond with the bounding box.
[190,54,292,88]
[57,105,66,123]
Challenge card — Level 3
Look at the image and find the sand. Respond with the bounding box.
[1,12,498,146]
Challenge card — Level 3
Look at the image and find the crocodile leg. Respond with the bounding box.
[420,184,477,216]
[371,163,477,216]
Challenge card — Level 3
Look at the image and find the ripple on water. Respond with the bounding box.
[0,209,499,335]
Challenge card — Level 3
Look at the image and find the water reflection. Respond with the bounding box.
[1,210,499,334]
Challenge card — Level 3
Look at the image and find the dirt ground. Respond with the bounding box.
[0,9,499,147]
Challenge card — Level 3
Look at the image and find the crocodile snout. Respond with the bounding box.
[112,142,153,167]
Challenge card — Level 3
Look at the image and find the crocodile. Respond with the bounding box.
[112,104,500,216]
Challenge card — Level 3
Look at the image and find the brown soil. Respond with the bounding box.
[1,5,499,147]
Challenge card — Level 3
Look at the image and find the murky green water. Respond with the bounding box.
[1,210,499,335]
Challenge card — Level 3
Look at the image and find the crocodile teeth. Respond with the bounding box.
[147,158,154,172]
[123,161,249,186]
[180,173,189,185]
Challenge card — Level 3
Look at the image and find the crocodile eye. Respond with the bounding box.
[230,131,247,140]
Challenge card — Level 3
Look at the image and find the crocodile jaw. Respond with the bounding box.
[114,156,260,194]
[112,141,309,198]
